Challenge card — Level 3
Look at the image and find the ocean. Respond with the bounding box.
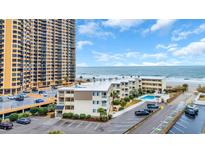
[77,66,205,84]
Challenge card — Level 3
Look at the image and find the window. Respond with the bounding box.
[93,109,97,113]
[65,105,74,110]
[93,91,99,96]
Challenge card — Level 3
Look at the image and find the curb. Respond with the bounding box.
[123,108,161,134]
[162,108,185,134]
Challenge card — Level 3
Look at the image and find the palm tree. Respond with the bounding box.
[110,91,119,112]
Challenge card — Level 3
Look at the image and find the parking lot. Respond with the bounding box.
[0,88,57,111]
[168,105,205,134]
[0,102,149,134]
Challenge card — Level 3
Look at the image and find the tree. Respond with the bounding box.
[9,113,18,122]
[48,104,56,112]
[123,97,130,102]
[30,107,39,115]
[130,89,139,97]
[138,88,143,96]
[38,107,48,116]
[97,108,107,116]
[18,112,30,119]
[120,100,127,108]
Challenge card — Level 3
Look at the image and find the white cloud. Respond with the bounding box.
[77,62,88,67]
[77,40,93,49]
[142,53,167,59]
[92,51,123,62]
[156,43,178,52]
[172,23,205,41]
[125,51,140,58]
[143,19,176,35]
[151,19,176,32]
[142,60,180,66]
[102,19,144,31]
[173,37,205,56]
[78,21,113,38]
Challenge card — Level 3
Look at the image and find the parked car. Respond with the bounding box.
[147,103,159,109]
[35,99,44,103]
[135,110,149,116]
[144,108,153,113]
[20,93,28,98]
[0,122,13,130]
[15,95,24,101]
[23,90,30,94]
[52,86,58,89]
[185,108,196,117]
[0,97,4,102]
[8,95,16,100]
[32,88,38,93]
[39,91,46,94]
[186,104,199,115]
[43,93,48,97]
[16,118,31,125]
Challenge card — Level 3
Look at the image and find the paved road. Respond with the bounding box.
[128,92,195,134]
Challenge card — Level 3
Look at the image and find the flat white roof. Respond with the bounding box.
[59,81,112,92]
[59,76,165,92]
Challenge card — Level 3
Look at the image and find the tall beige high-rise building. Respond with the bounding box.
[0,19,76,95]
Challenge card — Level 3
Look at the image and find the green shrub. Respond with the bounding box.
[129,95,134,100]
[73,114,79,119]
[119,107,124,111]
[112,100,121,105]
[124,97,130,102]
[100,115,109,122]
[63,112,73,119]
[86,114,91,119]
[9,113,18,122]
[80,113,86,119]
[38,107,48,116]
[48,104,56,112]
[0,118,2,123]
[48,130,64,134]
[30,107,38,115]
[120,100,127,108]
[18,112,30,119]
[108,114,112,120]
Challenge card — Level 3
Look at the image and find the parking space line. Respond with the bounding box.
[178,118,190,124]
[173,126,184,133]
[175,122,187,129]
[169,130,175,134]
[75,121,84,128]
[94,123,101,130]
[84,122,92,129]
[67,121,75,127]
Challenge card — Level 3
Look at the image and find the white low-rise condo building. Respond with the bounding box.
[55,76,166,117]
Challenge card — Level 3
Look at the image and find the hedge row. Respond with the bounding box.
[9,112,31,122]
[62,112,112,122]
[63,112,91,120]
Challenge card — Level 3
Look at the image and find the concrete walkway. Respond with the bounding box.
[112,101,145,118]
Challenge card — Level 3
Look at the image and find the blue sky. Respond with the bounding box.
[76,19,205,67]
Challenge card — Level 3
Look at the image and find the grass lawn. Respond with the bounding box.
[125,99,141,108]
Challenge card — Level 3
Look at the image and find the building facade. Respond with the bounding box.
[56,82,112,117]
[56,76,166,117]
[0,19,75,95]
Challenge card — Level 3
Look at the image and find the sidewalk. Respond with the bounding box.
[112,101,145,118]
